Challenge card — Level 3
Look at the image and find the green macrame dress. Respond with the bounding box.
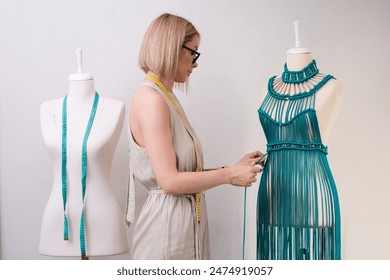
[257,60,341,260]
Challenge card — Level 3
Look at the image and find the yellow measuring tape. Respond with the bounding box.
[145,74,201,223]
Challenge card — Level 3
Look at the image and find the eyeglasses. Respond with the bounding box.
[182,45,201,64]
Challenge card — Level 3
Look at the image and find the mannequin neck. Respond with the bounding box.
[67,79,96,101]
[286,52,313,71]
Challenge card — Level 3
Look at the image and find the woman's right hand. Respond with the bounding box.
[226,151,265,187]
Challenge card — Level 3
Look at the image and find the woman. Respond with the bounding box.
[127,13,264,260]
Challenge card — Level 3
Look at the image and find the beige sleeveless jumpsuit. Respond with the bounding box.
[126,81,210,259]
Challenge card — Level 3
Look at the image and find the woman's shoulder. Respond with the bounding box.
[133,84,168,109]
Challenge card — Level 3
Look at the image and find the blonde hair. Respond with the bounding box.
[139,13,200,81]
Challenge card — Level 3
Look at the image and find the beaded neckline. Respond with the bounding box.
[268,74,334,100]
[282,59,319,83]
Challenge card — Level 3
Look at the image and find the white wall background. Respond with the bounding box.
[0,0,389,260]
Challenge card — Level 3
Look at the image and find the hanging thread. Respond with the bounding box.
[242,153,267,260]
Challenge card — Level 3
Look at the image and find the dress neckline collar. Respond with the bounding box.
[282,59,319,83]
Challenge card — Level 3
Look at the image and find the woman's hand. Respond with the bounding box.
[227,151,265,187]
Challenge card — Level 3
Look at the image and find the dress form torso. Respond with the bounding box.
[39,77,128,257]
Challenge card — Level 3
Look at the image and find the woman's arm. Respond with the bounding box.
[130,86,262,195]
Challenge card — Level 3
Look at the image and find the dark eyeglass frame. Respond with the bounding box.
[182,45,201,64]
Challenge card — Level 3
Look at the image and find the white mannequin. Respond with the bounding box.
[260,21,343,145]
[39,49,128,257]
